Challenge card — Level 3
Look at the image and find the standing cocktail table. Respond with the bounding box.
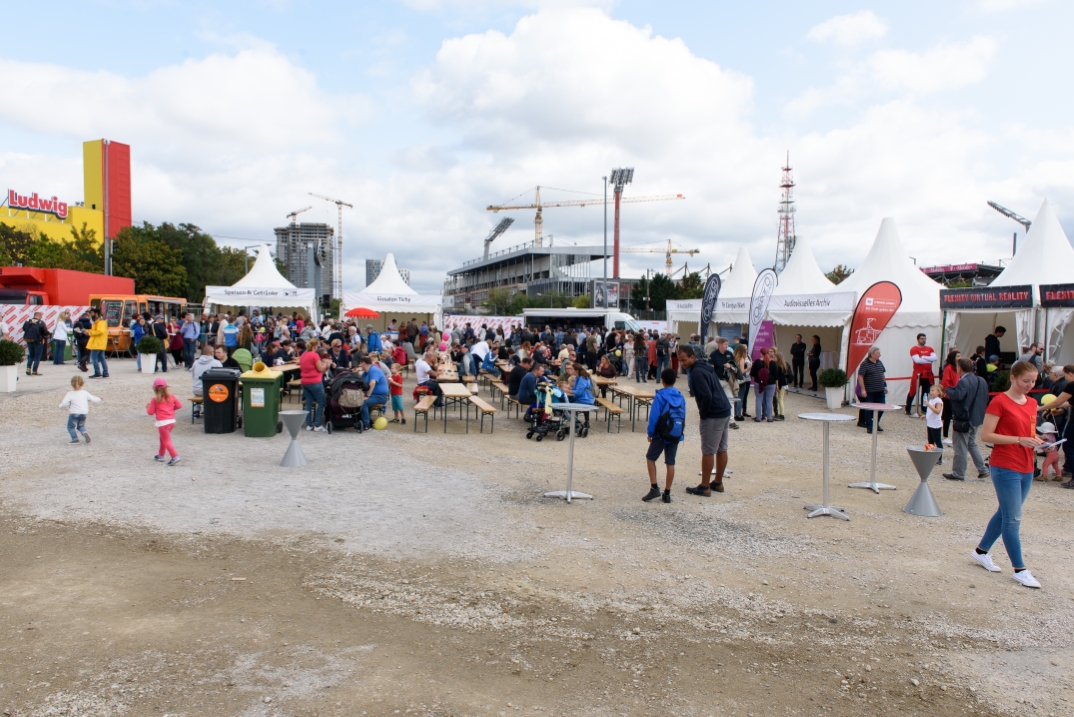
[544,403,600,503]
[905,446,944,517]
[798,412,855,520]
[279,410,309,467]
[849,402,902,493]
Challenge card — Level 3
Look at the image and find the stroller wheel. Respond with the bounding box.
[556,430,566,441]
[325,421,333,434]
[536,434,543,442]
[526,431,534,439]
[582,426,589,438]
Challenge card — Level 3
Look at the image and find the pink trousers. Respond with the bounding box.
[1041,450,1060,477]
[157,424,178,459]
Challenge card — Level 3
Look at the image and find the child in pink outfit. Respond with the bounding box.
[1036,422,1061,480]
[148,377,183,466]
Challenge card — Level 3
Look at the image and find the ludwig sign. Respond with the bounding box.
[7,189,68,219]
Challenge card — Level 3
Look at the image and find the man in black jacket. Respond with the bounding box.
[678,346,732,496]
[22,311,48,376]
[790,334,806,388]
[73,313,92,372]
[152,316,169,372]
[943,357,990,481]
[708,337,739,429]
[507,357,532,400]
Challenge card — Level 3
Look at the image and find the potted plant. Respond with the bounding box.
[818,367,848,410]
[136,335,163,374]
[0,340,26,392]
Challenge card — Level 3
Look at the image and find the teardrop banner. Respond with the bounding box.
[698,273,722,345]
[846,281,903,376]
[747,268,778,353]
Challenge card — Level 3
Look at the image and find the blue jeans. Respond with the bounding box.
[361,394,388,428]
[26,342,43,372]
[657,354,669,377]
[183,338,196,368]
[634,358,646,382]
[978,467,1034,569]
[303,382,326,428]
[52,340,66,364]
[66,413,86,440]
[862,390,886,431]
[756,383,776,420]
[90,349,108,376]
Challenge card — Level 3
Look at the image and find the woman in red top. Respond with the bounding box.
[972,361,1043,588]
[940,349,961,440]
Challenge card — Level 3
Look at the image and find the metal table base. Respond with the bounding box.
[799,413,855,520]
[848,403,901,493]
[279,410,309,467]
[543,404,599,503]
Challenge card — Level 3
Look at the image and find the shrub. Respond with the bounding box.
[136,335,163,355]
[818,367,848,388]
[0,340,26,366]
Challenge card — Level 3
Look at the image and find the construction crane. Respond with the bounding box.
[620,239,700,276]
[286,206,312,225]
[482,217,514,260]
[487,185,684,267]
[309,192,353,301]
[987,201,1032,256]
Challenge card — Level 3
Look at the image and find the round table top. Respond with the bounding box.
[798,412,856,422]
[854,402,902,410]
[553,403,601,412]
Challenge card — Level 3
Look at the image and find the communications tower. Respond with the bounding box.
[774,151,797,274]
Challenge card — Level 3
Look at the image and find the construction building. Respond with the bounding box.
[274,223,334,301]
[366,258,410,288]
[444,239,610,310]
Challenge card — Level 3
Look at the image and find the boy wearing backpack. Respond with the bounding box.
[643,368,687,503]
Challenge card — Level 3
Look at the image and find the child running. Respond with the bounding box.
[388,362,406,425]
[59,375,101,444]
[643,368,686,503]
[924,384,944,464]
[147,377,183,465]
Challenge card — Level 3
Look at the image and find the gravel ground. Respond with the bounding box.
[1,359,1072,715]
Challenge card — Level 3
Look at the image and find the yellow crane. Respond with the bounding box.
[487,185,684,250]
[286,206,312,225]
[620,239,700,276]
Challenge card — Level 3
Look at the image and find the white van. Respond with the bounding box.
[521,308,643,333]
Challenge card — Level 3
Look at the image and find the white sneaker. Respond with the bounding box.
[971,551,1001,572]
[313,426,324,432]
[943,438,953,446]
[1012,570,1041,588]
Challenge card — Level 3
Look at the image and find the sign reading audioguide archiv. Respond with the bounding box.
[1039,284,1074,308]
[939,285,1033,310]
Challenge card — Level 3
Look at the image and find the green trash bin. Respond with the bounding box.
[240,368,284,437]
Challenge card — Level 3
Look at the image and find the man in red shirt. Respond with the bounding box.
[906,333,937,415]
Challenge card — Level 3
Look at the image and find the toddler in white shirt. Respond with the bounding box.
[59,375,102,444]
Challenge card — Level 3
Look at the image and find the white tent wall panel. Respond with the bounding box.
[773,325,844,370]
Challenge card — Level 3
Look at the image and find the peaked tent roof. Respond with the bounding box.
[721,247,758,298]
[232,244,296,289]
[835,217,941,319]
[363,253,416,295]
[990,199,1074,291]
[772,235,835,295]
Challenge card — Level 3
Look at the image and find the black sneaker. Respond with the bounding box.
[1062,480,1074,489]
[943,473,964,481]
[662,490,672,503]
[685,484,711,497]
[82,432,91,444]
[730,423,739,430]
[642,485,662,502]
[710,482,725,493]
[978,471,990,479]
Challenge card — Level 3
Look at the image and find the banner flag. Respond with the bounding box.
[747,269,777,352]
[698,274,721,344]
[846,281,903,377]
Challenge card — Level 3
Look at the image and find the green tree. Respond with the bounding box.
[0,223,36,266]
[572,295,591,309]
[826,264,854,285]
[111,228,188,297]
[676,271,705,299]
[122,222,246,301]
[648,273,677,311]
[631,275,649,309]
[484,287,514,315]
[24,224,104,273]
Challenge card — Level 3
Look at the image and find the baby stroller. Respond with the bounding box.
[325,369,368,434]
[525,382,570,441]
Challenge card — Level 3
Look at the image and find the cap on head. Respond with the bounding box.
[1039,422,1056,433]
[153,377,168,389]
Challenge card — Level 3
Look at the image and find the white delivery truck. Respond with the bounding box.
[521,307,643,333]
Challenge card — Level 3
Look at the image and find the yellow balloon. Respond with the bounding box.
[1041,394,1057,405]
[373,417,388,430]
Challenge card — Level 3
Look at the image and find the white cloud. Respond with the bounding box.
[869,36,997,93]
[807,11,887,47]
[977,0,1047,11]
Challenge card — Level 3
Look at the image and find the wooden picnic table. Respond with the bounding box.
[594,375,617,386]
[439,382,473,433]
[610,384,656,432]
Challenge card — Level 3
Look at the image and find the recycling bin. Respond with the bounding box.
[240,369,284,437]
[202,368,242,434]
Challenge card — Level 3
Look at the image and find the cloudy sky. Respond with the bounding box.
[1,0,1070,292]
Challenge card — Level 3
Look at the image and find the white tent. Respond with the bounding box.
[342,253,443,329]
[710,247,758,330]
[767,236,851,371]
[835,218,943,406]
[203,244,318,317]
[944,199,1074,365]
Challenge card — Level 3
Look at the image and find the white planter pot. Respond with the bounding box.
[824,386,844,410]
[140,355,155,374]
[0,364,18,392]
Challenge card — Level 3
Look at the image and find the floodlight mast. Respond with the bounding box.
[609,167,634,278]
[483,217,515,260]
[987,201,1032,256]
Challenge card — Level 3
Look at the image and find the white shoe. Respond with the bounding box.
[971,551,1001,572]
[1012,570,1041,588]
[313,426,324,432]
[943,438,953,446]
